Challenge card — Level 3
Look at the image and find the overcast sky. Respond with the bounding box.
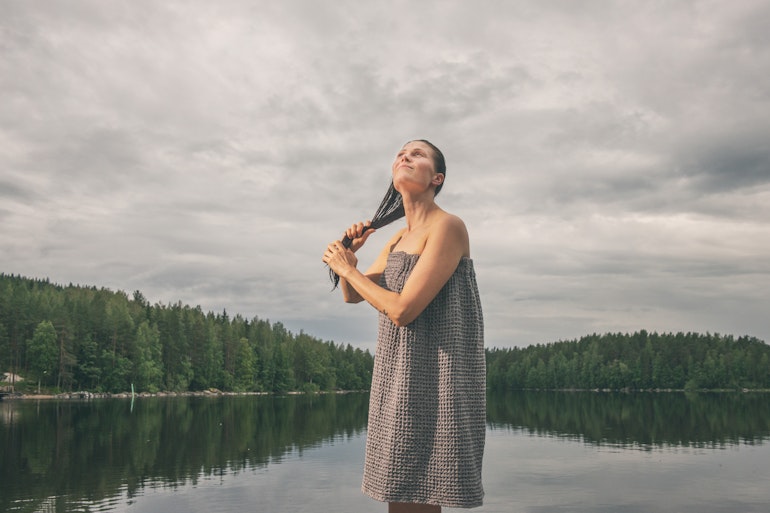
[2,1,769,352]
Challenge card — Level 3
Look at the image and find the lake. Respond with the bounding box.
[2,391,769,512]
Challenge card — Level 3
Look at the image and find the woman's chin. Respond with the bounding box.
[393,176,428,194]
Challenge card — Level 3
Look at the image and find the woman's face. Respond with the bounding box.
[391,141,443,194]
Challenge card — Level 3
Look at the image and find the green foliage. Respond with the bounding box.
[0,274,374,394]
[487,330,770,391]
[11,273,763,395]
[134,320,163,393]
[27,320,58,385]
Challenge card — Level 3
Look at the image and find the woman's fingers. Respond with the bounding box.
[344,220,374,252]
[346,220,372,239]
[324,240,345,261]
[323,240,358,275]
[323,241,338,263]
[345,222,363,240]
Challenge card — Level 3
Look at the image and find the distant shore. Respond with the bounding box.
[0,389,369,401]
[3,387,769,401]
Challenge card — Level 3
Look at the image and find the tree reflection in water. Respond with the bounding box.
[0,393,369,512]
[486,390,770,448]
[2,391,769,511]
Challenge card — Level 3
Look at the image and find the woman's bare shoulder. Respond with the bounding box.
[429,211,470,256]
[435,211,468,237]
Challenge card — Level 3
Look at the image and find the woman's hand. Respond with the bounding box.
[323,240,359,279]
[345,221,375,252]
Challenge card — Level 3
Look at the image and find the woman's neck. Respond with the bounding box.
[401,192,441,232]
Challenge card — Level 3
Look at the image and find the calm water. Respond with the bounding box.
[2,391,770,513]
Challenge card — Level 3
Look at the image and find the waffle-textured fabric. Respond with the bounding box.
[362,251,486,508]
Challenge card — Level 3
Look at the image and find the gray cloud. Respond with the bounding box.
[1,0,768,350]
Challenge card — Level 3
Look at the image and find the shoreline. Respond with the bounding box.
[4,387,770,401]
[0,389,370,401]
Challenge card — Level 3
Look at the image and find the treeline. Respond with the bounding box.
[487,330,770,391]
[0,273,373,394]
[5,274,770,395]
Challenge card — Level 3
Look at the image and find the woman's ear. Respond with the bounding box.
[432,173,445,187]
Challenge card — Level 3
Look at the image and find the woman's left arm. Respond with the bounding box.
[332,215,469,327]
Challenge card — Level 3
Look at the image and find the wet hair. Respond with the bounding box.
[328,139,446,287]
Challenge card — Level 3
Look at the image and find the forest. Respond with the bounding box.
[0,274,373,394]
[2,273,769,394]
[486,331,770,391]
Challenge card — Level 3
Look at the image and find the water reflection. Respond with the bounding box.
[487,390,770,448]
[0,394,369,513]
[2,391,770,512]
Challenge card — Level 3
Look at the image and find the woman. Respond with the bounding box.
[323,140,485,512]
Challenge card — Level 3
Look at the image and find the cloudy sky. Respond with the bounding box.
[2,1,769,352]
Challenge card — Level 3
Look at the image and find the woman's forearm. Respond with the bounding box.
[338,266,413,326]
[340,276,364,303]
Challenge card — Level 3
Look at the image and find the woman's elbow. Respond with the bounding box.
[390,316,407,328]
[389,306,417,327]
